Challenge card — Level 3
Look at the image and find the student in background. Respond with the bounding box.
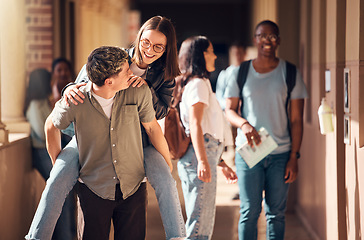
[175,35,238,239]
[50,57,74,106]
[24,68,76,240]
[225,20,308,240]
[216,42,247,200]
[215,42,246,111]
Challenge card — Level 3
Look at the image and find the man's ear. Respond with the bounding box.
[104,78,112,85]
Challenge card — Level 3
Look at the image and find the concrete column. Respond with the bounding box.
[0,0,30,133]
[75,0,129,70]
[252,0,277,26]
[0,36,9,144]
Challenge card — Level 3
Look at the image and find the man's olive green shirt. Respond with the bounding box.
[51,82,155,200]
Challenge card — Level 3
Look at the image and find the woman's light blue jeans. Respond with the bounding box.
[26,138,79,240]
[235,151,290,240]
[26,136,186,240]
[30,147,76,240]
[177,134,224,240]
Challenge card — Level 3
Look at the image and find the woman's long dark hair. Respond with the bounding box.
[172,36,211,106]
[132,16,180,81]
[24,68,52,114]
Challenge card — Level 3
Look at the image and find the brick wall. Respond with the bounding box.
[25,0,53,77]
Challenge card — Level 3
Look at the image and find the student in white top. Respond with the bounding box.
[174,36,238,240]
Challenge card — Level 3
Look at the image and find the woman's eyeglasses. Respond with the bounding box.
[140,39,165,53]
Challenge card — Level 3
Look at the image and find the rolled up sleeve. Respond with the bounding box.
[51,98,75,130]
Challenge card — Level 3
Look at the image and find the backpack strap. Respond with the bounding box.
[237,60,252,99]
[237,60,252,114]
[285,61,297,139]
[285,61,297,102]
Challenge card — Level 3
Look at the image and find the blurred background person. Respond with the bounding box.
[215,41,246,111]
[50,57,74,107]
[215,42,247,200]
[24,68,76,240]
[24,69,53,180]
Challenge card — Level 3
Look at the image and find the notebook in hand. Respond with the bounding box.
[237,127,278,168]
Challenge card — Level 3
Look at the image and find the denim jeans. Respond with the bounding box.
[26,137,186,240]
[144,145,186,239]
[235,151,290,240]
[26,138,79,240]
[177,134,224,240]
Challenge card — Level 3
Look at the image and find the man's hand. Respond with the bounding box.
[284,156,298,183]
[241,122,261,147]
[142,118,173,172]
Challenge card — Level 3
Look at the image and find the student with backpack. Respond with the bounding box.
[225,20,308,240]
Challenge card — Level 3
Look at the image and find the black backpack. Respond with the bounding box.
[237,60,297,137]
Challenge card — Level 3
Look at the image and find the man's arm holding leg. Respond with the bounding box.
[285,98,304,183]
[45,115,62,164]
[142,118,173,172]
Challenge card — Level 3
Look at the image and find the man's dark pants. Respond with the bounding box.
[77,182,147,240]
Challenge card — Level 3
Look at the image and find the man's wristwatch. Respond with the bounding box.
[295,152,301,159]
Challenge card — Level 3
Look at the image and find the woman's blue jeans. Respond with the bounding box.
[143,145,186,239]
[26,138,79,240]
[26,136,186,240]
[30,147,76,240]
[235,151,290,240]
[177,134,224,240]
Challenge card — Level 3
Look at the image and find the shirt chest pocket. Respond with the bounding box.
[120,105,139,125]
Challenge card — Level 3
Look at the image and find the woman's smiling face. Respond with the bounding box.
[138,30,167,67]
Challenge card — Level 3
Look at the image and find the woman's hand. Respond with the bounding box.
[130,75,148,88]
[241,122,261,147]
[218,160,238,184]
[198,160,211,182]
[63,82,87,106]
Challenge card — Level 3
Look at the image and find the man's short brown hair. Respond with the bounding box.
[86,46,128,86]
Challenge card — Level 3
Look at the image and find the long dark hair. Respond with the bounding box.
[173,36,211,106]
[24,68,52,114]
[132,16,180,81]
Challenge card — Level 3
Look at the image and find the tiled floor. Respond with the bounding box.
[145,159,314,240]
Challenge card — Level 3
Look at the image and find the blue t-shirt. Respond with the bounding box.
[215,65,239,110]
[225,59,308,154]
